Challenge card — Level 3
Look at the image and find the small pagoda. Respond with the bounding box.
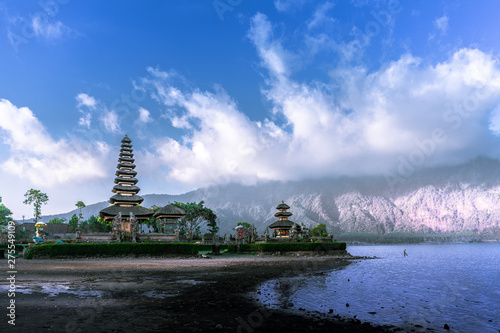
[268,201,300,237]
[99,135,153,233]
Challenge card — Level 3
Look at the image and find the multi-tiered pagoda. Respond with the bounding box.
[99,135,153,226]
[268,201,300,237]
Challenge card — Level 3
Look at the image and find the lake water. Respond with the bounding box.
[256,243,500,333]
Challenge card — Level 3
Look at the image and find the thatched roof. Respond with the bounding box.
[99,205,153,220]
[268,220,297,229]
[112,184,140,193]
[116,169,137,177]
[276,201,290,210]
[275,211,292,218]
[117,162,136,169]
[114,176,138,185]
[109,194,144,205]
[121,135,132,144]
[153,205,186,219]
[118,157,135,164]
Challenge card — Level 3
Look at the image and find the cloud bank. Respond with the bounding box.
[140,13,500,188]
[0,99,110,187]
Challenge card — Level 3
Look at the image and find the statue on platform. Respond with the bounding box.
[264,227,270,242]
[113,212,122,242]
[291,223,298,241]
[130,212,137,243]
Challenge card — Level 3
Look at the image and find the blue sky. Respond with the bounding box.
[1,0,500,219]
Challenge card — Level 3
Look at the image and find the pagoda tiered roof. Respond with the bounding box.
[117,162,136,169]
[99,135,153,220]
[112,184,141,193]
[269,200,300,232]
[100,205,153,220]
[276,202,290,210]
[268,220,297,229]
[109,193,145,205]
[118,157,135,163]
[115,169,137,177]
[275,211,293,218]
[114,176,139,184]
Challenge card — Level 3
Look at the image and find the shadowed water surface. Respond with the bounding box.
[257,243,499,332]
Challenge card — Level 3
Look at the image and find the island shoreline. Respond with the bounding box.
[5,255,399,332]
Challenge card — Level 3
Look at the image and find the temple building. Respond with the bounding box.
[268,201,301,237]
[153,204,186,235]
[99,135,153,231]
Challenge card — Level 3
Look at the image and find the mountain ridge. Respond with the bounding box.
[29,157,500,238]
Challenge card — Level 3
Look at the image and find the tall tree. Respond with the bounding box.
[68,214,79,232]
[171,201,217,240]
[75,201,86,225]
[0,196,13,227]
[23,189,49,223]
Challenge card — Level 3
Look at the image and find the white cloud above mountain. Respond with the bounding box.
[138,13,500,188]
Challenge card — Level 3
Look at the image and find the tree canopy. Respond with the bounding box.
[0,196,13,227]
[68,214,79,232]
[23,189,49,223]
[171,201,218,240]
[311,223,328,237]
[76,201,86,224]
[49,217,66,224]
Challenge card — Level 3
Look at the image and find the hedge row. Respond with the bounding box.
[24,242,198,259]
[240,242,346,253]
[197,244,236,252]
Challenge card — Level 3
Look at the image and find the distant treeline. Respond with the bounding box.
[337,230,500,244]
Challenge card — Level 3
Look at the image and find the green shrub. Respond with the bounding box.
[239,242,346,253]
[197,244,236,252]
[24,242,198,259]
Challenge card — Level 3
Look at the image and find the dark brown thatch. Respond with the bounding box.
[99,205,153,220]
[109,194,144,204]
[153,205,186,219]
[274,211,293,218]
[268,220,297,229]
[276,201,290,210]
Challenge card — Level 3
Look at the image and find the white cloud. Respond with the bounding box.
[31,14,70,39]
[250,14,500,175]
[248,13,290,77]
[434,15,449,35]
[140,69,289,185]
[78,113,92,128]
[0,99,110,187]
[100,110,121,133]
[274,0,308,13]
[76,93,97,109]
[307,2,335,30]
[76,93,97,128]
[138,12,500,188]
[138,107,152,123]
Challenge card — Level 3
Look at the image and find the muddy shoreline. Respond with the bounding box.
[2,255,400,332]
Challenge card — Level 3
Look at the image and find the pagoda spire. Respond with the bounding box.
[110,135,143,206]
[99,135,153,221]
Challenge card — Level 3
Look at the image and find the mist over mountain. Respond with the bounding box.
[37,158,500,238]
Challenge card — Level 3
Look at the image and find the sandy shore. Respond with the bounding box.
[1,255,401,332]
